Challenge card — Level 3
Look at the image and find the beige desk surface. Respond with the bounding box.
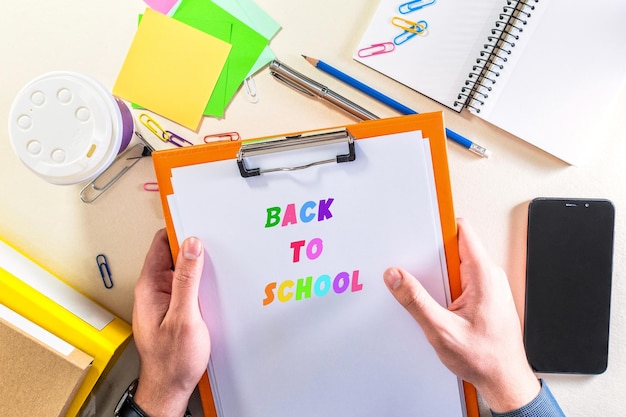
[1,1,625,416]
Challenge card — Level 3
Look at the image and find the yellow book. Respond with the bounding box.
[0,239,132,417]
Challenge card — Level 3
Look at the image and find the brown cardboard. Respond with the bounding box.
[0,317,93,417]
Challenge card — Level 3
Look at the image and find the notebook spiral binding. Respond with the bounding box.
[454,0,539,113]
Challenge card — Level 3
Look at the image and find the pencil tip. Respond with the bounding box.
[301,54,307,59]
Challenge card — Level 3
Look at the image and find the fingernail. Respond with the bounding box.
[183,237,202,260]
[384,268,403,291]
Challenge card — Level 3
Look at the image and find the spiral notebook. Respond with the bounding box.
[355,0,626,165]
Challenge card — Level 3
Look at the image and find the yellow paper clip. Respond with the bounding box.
[391,17,428,34]
[204,132,241,143]
[139,113,169,143]
[398,0,436,14]
[357,42,395,58]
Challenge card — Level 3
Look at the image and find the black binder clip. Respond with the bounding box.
[236,129,356,178]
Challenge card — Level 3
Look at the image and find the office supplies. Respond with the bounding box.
[0,238,132,417]
[270,60,379,120]
[303,56,491,158]
[139,113,169,143]
[357,42,395,58]
[80,143,147,204]
[244,76,259,103]
[171,0,275,117]
[391,16,427,34]
[8,71,134,185]
[355,0,626,165]
[96,254,113,289]
[0,307,94,417]
[134,131,156,154]
[399,0,436,14]
[204,131,241,142]
[143,182,159,192]
[144,0,180,14]
[113,8,232,130]
[152,112,479,417]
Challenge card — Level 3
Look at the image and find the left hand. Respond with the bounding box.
[132,229,211,417]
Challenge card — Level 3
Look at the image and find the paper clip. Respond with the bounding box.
[398,0,436,14]
[244,77,259,103]
[165,130,193,147]
[80,143,147,203]
[143,182,159,192]
[394,30,418,45]
[204,132,241,143]
[139,113,169,143]
[96,254,113,289]
[391,17,428,34]
[357,42,395,58]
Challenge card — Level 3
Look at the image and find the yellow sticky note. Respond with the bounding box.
[113,8,232,130]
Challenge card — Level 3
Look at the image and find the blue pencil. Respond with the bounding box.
[303,55,491,158]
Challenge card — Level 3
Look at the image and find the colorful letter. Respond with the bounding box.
[295,276,313,301]
[278,280,294,302]
[265,207,281,228]
[290,240,306,263]
[318,198,334,221]
[351,270,363,292]
[333,271,350,294]
[263,282,277,306]
[300,201,316,223]
[306,238,324,260]
[314,274,331,297]
[282,203,297,227]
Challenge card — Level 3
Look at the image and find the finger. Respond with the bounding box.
[169,237,204,315]
[383,267,450,335]
[139,229,174,282]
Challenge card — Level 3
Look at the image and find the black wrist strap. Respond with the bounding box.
[116,395,150,417]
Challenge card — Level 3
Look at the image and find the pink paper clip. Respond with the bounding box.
[203,132,241,143]
[143,182,159,192]
[357,42,395,58]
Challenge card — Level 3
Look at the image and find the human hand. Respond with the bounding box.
[383,218,540,413]
[132,229,210,417]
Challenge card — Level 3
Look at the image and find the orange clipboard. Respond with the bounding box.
[152,111,479,417]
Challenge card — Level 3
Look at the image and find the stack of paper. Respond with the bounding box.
[114,0,280,130]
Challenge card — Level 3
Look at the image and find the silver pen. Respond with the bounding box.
[270,60,379,121]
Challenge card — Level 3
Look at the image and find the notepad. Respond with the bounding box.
[152,112,479,417]
[113,8,232,130]
[172,0,273,117]
[355,0,626,165]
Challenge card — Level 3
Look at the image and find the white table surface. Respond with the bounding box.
[1,1,625,416]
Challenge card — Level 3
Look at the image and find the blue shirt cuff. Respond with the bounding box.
[491,379,566,417]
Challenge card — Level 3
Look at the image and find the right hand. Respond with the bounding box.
[383,218,540,413]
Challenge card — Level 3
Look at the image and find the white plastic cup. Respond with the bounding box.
[8,71,134,185]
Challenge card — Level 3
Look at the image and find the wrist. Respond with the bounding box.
[478,366,540,413]
[133,378,192,417]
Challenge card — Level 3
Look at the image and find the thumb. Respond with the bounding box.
[383,267,449,335]
[170,237,204,315]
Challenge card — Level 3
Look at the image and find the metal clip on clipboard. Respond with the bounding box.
[237,129,356,178]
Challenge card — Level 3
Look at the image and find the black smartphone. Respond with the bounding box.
[524,198,615,374]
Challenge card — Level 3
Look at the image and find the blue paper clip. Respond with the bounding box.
[398,0,436,14]
[97,254,113,289]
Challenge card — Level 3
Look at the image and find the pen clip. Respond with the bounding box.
[270,71,315,97]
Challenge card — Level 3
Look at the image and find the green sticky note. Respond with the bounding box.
[173,0,269,117]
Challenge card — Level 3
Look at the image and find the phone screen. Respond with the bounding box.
[524,198,614,374]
